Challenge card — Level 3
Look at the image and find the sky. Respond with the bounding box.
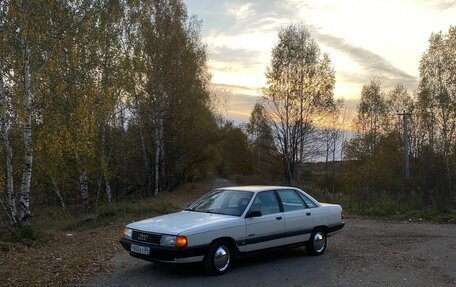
[183,0,456,123]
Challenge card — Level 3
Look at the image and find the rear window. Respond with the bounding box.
[297,191,318,208]
[277,189,306,212]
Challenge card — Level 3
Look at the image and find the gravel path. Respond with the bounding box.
[89,215,456,286]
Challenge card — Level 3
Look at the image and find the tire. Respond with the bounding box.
[305,229,327,256]
[203,240,232,275]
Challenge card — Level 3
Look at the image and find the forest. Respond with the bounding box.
[0,0,455,233]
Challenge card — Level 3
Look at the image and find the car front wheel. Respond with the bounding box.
[203,240,232,275]
[306,230,327,256]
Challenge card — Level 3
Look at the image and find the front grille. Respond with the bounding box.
[132,230,161,245]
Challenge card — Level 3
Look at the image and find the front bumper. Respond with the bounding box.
[120,238,208,263]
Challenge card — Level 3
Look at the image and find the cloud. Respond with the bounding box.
[312,31,418,89]
[224,2,255,20]
[414,0,456,11]
[211,83,259,94]
[209,46,262,64]
[210,83,261,122]
[220,0,299,35]
[226,93,260,122]
[338,72,415,92]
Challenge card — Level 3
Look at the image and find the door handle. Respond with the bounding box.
[306,212,311,216]
[276,216,282,220]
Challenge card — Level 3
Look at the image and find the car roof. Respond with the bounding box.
[217,186,299,193]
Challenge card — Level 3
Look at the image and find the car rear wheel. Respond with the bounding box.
[306,230,327,256]
[203,240,232,275]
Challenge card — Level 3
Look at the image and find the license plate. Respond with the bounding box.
[131,244,150,255]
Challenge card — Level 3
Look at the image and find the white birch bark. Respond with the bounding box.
[79,169,89,213]
[105,178,112,203]
[154,90,166,196]
[19,35,33,226]
[101,124,112,203]
[95,177,102,208]
[50,175,67,214]
[154,117,161,196]
[134,94,151,194]
[159,115,165,190]
[0,61,17,224]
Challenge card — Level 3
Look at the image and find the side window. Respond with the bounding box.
[297,191,318,208]
[278,190,306,212]
[250,191,280,215]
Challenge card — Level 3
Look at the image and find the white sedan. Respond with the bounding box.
[120,186,344,274]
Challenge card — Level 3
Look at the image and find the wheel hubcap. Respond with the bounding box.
[214,245,230,272]
[313,232,325,253]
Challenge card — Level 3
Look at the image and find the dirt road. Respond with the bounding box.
[89,217,456,286]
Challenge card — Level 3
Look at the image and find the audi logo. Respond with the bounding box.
[138,234,148,241]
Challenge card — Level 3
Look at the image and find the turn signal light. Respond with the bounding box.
[175,236,187,248]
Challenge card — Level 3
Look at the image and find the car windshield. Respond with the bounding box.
[186,190,253,216]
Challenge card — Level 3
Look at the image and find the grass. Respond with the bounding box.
[316,191,456,222]
[2,176,455,243]
[237,176,456,223]
[0,178,213,243]
[53,197,179,233]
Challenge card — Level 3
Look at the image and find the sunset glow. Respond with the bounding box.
[184,0,456,122]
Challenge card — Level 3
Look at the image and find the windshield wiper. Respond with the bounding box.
[206,210,225,215]
[184,208,205,213]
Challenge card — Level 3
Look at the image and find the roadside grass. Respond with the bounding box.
[0,178,213,243]
[0,198,178,243]
[298,183,456,222]
[236,175,456,223]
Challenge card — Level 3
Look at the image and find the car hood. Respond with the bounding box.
[126,211,237,235]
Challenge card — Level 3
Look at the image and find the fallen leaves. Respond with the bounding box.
[0,222,124,287]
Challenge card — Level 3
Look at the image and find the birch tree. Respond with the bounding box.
[417,26,456,201]
[246,102,277,175]
[353,79,387,157]
[262,24,336,184]
[0,60,17,224]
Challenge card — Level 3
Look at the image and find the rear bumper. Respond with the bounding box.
[120,238,208,263]
[327,222,345,237]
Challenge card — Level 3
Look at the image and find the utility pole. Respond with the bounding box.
[397,111,411,178]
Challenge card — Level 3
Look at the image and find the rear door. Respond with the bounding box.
[243,190,285,252]
[277,189,314,245]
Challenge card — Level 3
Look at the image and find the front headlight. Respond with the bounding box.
[160,235,187,248]
[160,235,176,247]
[124,228,132,239]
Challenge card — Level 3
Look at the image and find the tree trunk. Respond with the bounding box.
[135,96,151,195]
[154,89,166,196]
[105,177,112,203]
[154,118,161,196]
[0,62,17,224]
[0,198,13,224]
[79,169,89,214]
[95,177,102,208]
[139,121,151,194]
[159,115,166,191]
[100,124,112,203]
[19,36,33,226]
[50,175,67,214]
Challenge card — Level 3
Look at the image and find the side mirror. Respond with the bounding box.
[246,210,262,218]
